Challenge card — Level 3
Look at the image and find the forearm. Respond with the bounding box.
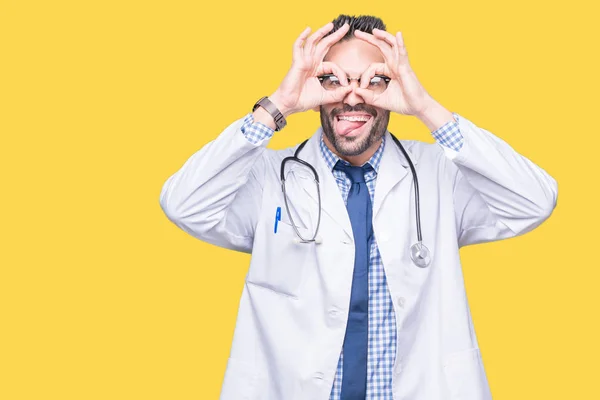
[415,98,456,132]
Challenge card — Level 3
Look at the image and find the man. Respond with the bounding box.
[159,14,558,400]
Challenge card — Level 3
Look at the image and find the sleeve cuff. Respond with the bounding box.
[431,112,464,151]
[240,112,276,145]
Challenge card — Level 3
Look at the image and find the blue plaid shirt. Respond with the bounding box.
[240,111,463,399]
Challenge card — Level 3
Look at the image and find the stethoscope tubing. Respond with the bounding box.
[280,135,429,267]
[389,134,422,243]
[280,140,323,243]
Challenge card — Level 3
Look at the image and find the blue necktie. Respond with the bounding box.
[336,162,372,399]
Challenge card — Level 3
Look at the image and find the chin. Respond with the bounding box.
[333,133,372,157]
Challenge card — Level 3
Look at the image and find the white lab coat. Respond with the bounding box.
[159,113,557,400]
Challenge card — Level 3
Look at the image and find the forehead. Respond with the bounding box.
[323,38,385,76]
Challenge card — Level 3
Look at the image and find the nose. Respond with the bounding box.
[343,79,365,107]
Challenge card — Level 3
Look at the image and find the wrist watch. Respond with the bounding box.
[252,96,287,131]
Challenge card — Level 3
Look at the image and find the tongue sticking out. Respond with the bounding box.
[337,119,368,136]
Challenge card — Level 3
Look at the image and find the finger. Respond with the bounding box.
[359,63,388,89]
[372,28,398,50]
[315,22,349,56]
[353,30,394,61]
[293,27,312,59]
[294,27,312,51]
[323,85,353,104]
[316,62,349,86]
[304,22,334,53]
[396,32,408,58]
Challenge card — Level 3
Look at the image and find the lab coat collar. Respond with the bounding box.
[373,131,418,217]
[296,127,353,238]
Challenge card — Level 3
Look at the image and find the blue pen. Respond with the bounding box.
[274,207,281,234]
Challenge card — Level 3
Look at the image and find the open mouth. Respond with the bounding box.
[334,114,374,137]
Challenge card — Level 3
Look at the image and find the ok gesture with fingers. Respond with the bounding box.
[270,22,353,116]
[353,29,434,117]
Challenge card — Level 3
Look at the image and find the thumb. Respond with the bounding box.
[354,87,378,106]
[324,85,352,104]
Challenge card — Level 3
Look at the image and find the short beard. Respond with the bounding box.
[320,104,390,157]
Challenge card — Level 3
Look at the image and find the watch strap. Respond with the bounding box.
[252,96,287,131]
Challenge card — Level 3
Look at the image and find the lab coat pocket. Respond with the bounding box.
[442,348,492,400]
[219,358,262,400]
[248,220,313,299]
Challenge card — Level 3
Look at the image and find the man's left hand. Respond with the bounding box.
[353,29,434,117]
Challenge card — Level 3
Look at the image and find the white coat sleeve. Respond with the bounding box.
[159,116,269,253]
[444,114,558,248]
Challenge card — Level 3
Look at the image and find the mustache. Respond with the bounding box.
[330,104,377,119]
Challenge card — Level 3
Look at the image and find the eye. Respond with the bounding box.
[327,76,341,86]
[368,76,385,87]
[319,75,342,90]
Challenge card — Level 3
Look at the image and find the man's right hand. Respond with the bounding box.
[253,22,352,128]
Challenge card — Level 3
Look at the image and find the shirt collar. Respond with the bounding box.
[319,133,386,173]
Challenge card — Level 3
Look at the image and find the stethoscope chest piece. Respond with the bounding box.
[410,241,431,268]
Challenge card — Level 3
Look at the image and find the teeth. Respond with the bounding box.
[338,115,370,122]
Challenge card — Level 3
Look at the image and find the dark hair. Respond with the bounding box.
[324,14,387,41]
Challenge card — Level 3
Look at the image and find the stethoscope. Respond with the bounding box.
[280,135,432,268]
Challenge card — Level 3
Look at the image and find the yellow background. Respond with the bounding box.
[1,0,598,398]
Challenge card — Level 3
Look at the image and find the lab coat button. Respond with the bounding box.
[328,308,340,318]
[397,297,406,309]
[314,372,324,380]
